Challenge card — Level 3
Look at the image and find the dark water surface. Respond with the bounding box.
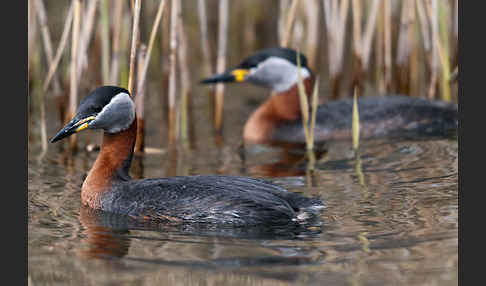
[28,81,458,285]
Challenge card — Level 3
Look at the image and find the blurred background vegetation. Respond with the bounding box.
[28,0,458,153]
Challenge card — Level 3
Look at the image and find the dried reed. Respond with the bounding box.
[168,0,179,143]
[426,0,439,99]
[127,0,141,95]
[214,0,229,132]
[76,0,98,82]
[68,0,81,150]
[134,0,166,153]
[42,3,73,93]
[303,0,319,69]
[28,0,459,155]
[100,0,111,84]
[197,0,213,77]
[109,0,123,85]
[33,0,62,94]
[280,0,300,47]
[134,45,146,154]
[296,51,320,152]
[351,0,380,93]
[323,0,349,99]
[177,7,192,146]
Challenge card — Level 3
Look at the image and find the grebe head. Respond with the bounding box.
[201,47,312,92]
[50,86,135,142]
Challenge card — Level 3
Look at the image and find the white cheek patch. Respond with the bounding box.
[248,57,311,92]
[90,92,135,133]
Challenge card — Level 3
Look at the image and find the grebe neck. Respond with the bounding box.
[243,76,314,143]
[81,118,137,208]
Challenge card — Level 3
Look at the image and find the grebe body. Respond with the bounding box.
[201,47,458,144]
[51,86,323,226]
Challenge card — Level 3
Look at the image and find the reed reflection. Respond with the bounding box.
[242,141,328,178]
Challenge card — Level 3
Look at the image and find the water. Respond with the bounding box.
[28,2,458,281]
[28,84,458,285]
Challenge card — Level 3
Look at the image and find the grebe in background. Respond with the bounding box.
[201,47,457,144]
[51,86,323,226]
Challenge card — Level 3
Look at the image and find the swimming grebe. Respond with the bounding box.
[50,86,323,226]
[201,47,458,144]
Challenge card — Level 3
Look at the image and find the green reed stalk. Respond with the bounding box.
[296,51,319,154]
[296,53,310,149]
[309,76,320,151]
[438,1,451,102]
[352,87,360,151]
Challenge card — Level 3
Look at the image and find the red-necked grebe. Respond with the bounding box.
[201,47,457,144]
[50,86,323,226]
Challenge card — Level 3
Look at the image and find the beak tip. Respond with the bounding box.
[199,72,236,85]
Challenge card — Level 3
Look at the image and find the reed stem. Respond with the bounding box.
[305,0,319,69]
[438,0,451,102]
[76,0,98,82]
[323,0,349,99]
[109,0,123,85]
[127,0,141,95]
[100,0,111,84]
[134,45,146,154]
[168,0,179,143]
[197,0,213,76]
[214,0,229,132]
[69,0,81,150]
[42,3,73,93]
[137,0,166,95]
[426,0,439,99]
[352,87,360,150]
[33,0,62,94]
[178,6,191,146]
[280,0,299,47]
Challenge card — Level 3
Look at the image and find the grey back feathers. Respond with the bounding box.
[89,92,135,133]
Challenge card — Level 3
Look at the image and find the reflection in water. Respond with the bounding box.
[78,206,132,259]
[241,141,329,177]
[78,205,325,283]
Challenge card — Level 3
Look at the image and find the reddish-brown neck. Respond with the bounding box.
[81,119,137,208]
[243,76,315,143]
